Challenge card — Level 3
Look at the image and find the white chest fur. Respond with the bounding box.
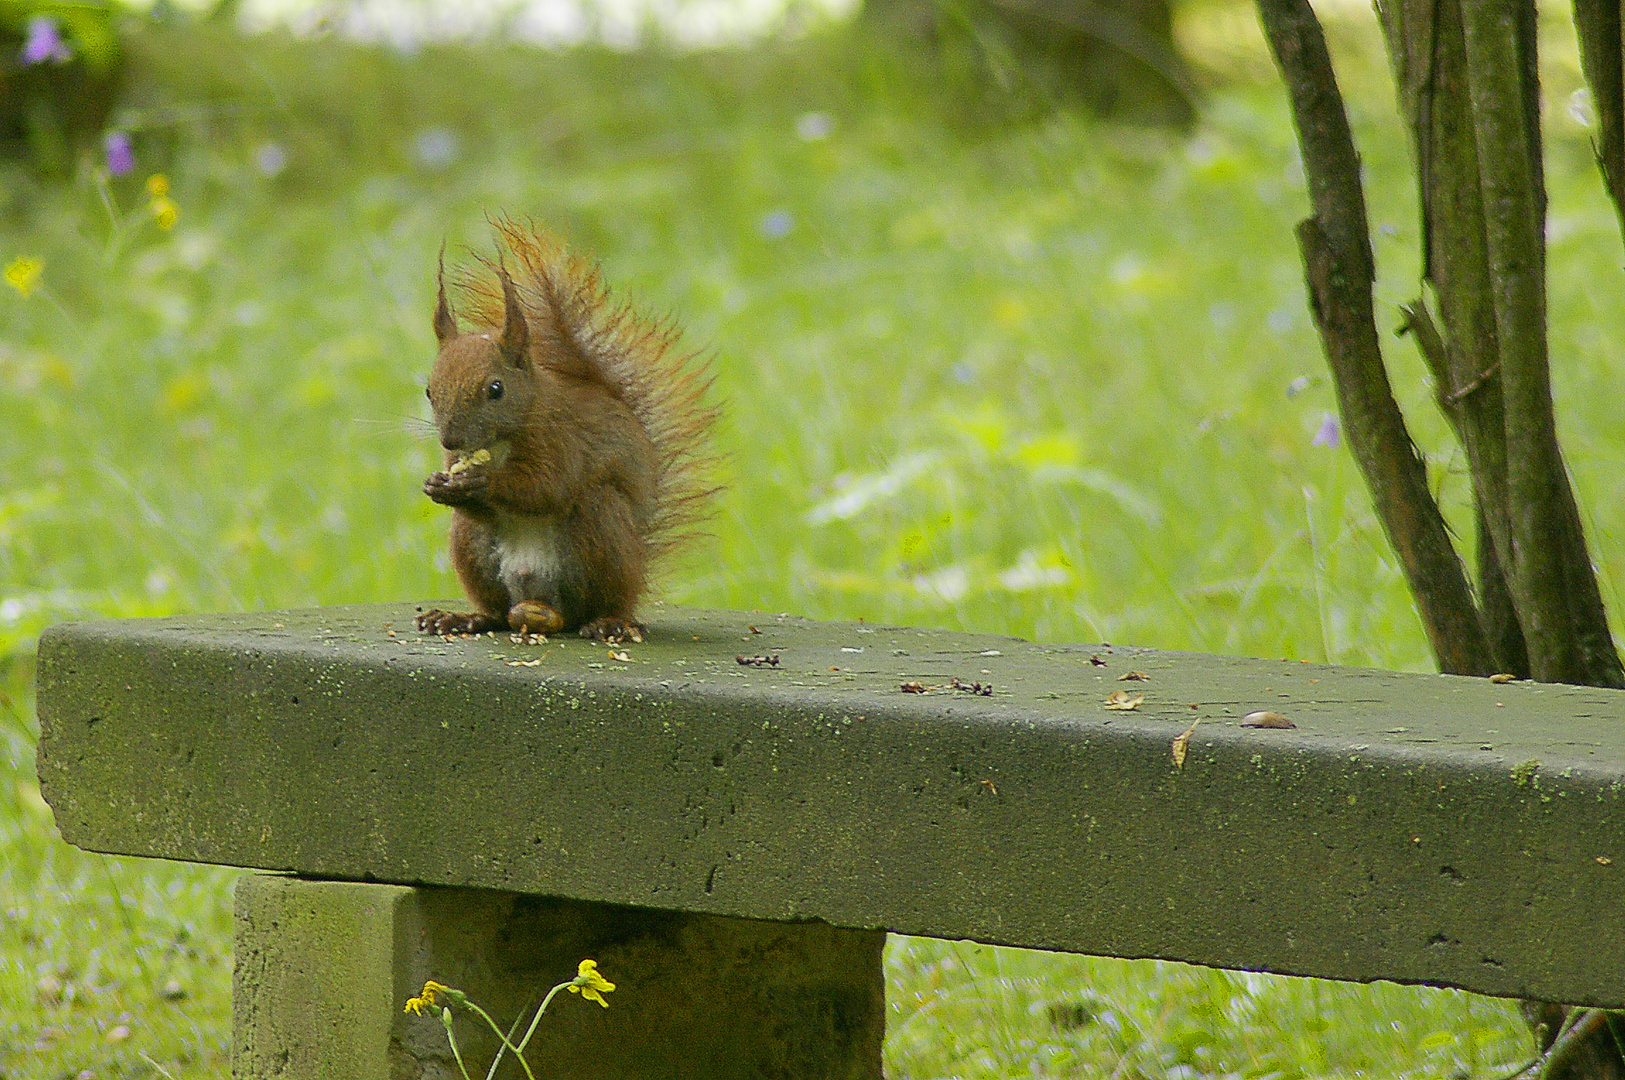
[493,512,567,601]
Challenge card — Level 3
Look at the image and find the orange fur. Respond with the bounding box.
[417,218,720,639]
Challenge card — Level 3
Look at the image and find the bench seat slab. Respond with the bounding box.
[35,603,1625,1007]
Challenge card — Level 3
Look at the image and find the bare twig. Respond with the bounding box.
[1536,1008,1613,1080]
[1476,502,1531,678]
[1572,0,1625,239]
[1397,298,1452,417]
[1376,0,1442,279]
[1445,363,1500,404]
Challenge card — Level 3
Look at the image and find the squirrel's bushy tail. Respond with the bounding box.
[452,216,721,563]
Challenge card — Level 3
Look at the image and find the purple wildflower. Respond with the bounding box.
[412,128,458,169]
[105,132,134,176]
[21,15,72,64]
[253,142,289,177]
[759,209,792,239]
[1311,412,1341,448]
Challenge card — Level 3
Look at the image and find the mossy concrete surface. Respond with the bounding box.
[35,603,1625,1007]
[232,877,409,1080]
[233,874,883,1080]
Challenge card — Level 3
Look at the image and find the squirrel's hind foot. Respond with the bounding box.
[579,616,646,644]
[417,608,507,636]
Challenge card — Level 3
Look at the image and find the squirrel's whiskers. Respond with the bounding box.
[350,416,438,441]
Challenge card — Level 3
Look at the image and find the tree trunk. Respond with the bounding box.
[1257,0,1625,1072]
[1257,0,1494,677]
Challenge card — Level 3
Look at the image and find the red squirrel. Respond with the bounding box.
[415,219,718,642]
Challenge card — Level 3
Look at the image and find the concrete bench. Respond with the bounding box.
[34,603,1625,1078]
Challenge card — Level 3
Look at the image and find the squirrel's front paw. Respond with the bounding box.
[417,608,505,635]
[423,468,489,506]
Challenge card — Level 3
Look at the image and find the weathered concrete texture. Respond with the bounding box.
[234,874,884,1080]
[234,878,410,1080]
[35,603,1625,1007]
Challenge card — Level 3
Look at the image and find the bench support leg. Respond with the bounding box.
[233,874,885,1079]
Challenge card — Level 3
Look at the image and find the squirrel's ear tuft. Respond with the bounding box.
[497,265,529,368]
[433,243,459,345]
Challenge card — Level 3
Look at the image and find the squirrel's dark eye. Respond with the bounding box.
[486,380,504,401]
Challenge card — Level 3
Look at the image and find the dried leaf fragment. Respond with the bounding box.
[737,653,780,668]
[1090,655,1108,667]
[901,681,927,693]
[1489,673,1516,684]
[1103,690,1143,710]
[1171,718,1199,770]
[609,650,632,662]
[1241,710,1295,729]
[1118,670,1149,681]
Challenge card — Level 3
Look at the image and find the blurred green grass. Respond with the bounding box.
[5,1,1621,1074]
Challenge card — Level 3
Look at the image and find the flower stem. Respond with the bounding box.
[462,999,538,1080]
[515,982,571,1057]
[442,1012,474,1080]
[479,992,539,1080]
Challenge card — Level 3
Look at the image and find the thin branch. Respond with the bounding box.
[1397,298,1452,417]
[1446,361,1500,404]
[1572,0,1625,240]
[1258,0,1494,676]
[1476,500,1531,677]
[1399,300,1527,675]
[1398,300,1496,405]
[1378,0,1442,280]
[1536,1008,1613,1080]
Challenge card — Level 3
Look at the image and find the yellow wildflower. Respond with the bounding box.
[150,195,179,230]
[143,175,178,229]
[566,958,615,1008]
[404,979,453,1015]
[5,257,42,297]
